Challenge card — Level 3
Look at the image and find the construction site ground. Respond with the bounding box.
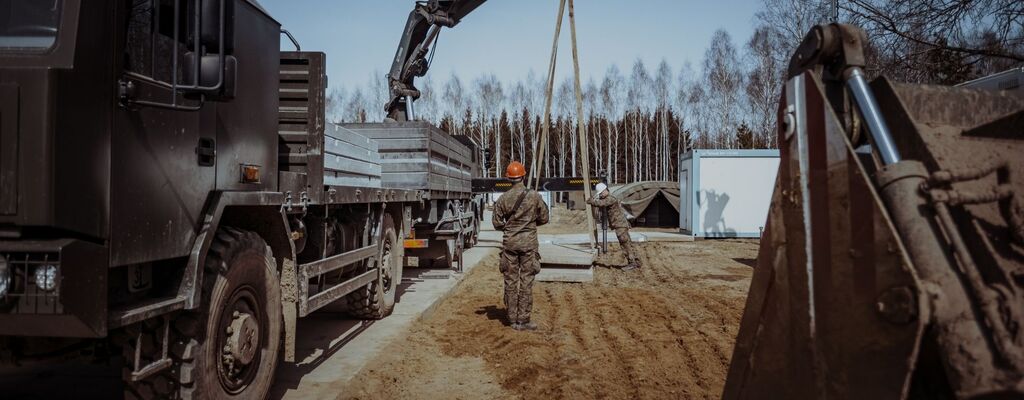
[0,209,756,399]
[340,210,756,400]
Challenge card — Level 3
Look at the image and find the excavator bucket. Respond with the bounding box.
[723,70,926,399]
[725,64,1024,399]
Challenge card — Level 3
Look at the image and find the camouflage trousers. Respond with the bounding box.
[499,248,541,324]
[616,228,640,265]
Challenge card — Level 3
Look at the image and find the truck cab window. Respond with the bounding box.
[124,0,193,84]
[0,0,61,51]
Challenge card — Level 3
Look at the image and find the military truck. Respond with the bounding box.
[0,0,481,398]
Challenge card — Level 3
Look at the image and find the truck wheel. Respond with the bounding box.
[345,214,401,319]
[175,227,282,399]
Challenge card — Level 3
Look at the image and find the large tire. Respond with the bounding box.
[344,214,402,319]
[175,228,281,399]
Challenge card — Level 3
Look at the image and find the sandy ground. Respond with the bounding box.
[341,239,757,400]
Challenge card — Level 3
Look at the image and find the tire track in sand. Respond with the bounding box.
[578,286,645,399]
[604,287,711,397]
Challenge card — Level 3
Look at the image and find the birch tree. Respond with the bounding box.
[654,59,673,180]
[600,65,624,183]
[326,86,345,124]
[343,87,367,123]
[703,30,744,148]
[628,59,651,181]
[417,75,439,123]
[443,73,466,135]
[367,69,388,122]
[509,81,529,163]
[583,78,601,177]
[745,26,784,148]
[474,74,503,177]
[674,62,696,157]
[555,78,574,177]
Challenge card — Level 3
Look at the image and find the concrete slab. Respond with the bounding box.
[543,231,694,245]
[536,243,595,283]
[538,244,595,266]
[537,267,594,282]
[639,231,696,242]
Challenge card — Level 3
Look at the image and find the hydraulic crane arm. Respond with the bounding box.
[386,0,486,121]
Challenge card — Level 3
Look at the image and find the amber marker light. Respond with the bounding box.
[240,164,261,183]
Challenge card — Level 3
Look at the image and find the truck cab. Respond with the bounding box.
[0,0,283,335]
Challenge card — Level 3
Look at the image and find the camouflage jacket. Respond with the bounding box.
[588,194,631,230]
[492,182,550,252]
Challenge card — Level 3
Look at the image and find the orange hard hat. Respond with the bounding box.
[506,161,526,178]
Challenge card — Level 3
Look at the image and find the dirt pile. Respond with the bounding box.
[342,239,757,400]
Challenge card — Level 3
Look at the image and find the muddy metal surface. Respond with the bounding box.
[341,239,757,400]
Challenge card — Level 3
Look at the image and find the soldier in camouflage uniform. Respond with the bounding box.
[588,183,641,270]
[492,161,549,331]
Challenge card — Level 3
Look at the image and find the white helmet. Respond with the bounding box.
[595,183,608,194]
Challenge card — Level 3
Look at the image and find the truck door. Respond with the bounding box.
[109,0,214,266]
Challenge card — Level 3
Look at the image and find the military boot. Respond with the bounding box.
[516,321,538,331]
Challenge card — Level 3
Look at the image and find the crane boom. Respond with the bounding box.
[386,0,486,121]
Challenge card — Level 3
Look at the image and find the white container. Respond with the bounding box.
[679,149,780,238]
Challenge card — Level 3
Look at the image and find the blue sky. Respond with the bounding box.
[260,0,763,90]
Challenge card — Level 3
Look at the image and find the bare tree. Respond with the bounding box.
[600,65,624,183]
[703,30,744,148]
[745,25,784,148]
[654,59,673,180]
[523,70,544,176]
[443,73,466,135]
[687,79,712,148]
[475,74,503,177]
[844,0,1024,82]
[417,75,438,123]
[757,0,832,58]
[326,86,346,124]
[555,78,574,177]
[366,69,388,122]
[674,62,696,156]
[343,87,367,123]
[510,80,529,163]
[627,59,651,182]
[583,78,601,178]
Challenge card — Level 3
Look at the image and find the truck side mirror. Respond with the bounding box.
[184,53,237,100]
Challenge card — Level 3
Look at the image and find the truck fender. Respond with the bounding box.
[182,191,291,310]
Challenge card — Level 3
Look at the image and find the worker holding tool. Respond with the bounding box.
[588,183,641,270]
[492,161,550,331]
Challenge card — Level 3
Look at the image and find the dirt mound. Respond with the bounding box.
[342,240,757,400]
